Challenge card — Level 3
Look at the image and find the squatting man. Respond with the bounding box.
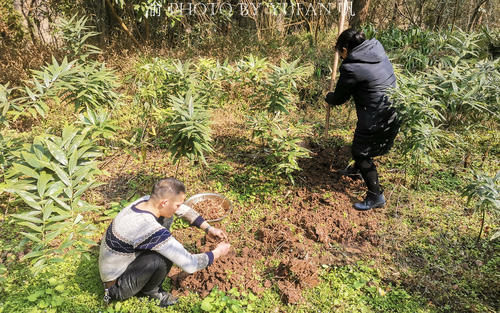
[98,177,231,307]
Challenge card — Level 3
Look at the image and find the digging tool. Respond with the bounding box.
[324,0,350,138]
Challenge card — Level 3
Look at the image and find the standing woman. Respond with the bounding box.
[325,28,400,211]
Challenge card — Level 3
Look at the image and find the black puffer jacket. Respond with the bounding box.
[326,39,399,158]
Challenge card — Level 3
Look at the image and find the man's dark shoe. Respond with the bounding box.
[354,191,385,211]
[141,289,178,307]
[338,165,362,180]
[158,292,178,307]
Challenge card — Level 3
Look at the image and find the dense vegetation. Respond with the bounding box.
[0,1,498,312]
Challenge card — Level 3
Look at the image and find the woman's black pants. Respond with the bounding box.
[354,156,381,195]
[108,251,172,301]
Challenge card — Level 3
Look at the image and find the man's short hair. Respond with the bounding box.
[151,177,186,200]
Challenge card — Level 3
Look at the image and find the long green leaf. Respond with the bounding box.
[21,152,47,169]
[46,229,62,242]
[45,139,68,166]
[12,211,43,224]
[68,148,79,175]
[80,237,98,246]
[16,191,42,210]
[62,126,78,149]
[20,232,42,243]
[18,221,42,233]
[47,214,70,223]
[22,250,44,260]
[37,171,53,198]
[13,163,40,179]
[59,239,75,250]
[52,196,71,211]
[46,220,71,231]
[50,162,71,187]
[41,203,54,221]
[73,180,95,199]
[72,166,92,186]
[45,181,65,198]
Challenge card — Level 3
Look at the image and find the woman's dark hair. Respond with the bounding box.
[335,28,366,52]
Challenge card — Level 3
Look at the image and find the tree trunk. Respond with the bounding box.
[325,0,349,138]
[417,0,428,27]
[350,0,372,29]
[104,0,141,48]
[432,0,448,30]
[98,0,108,47]
[468,0,488,31]
[450,0,460,32]
[391,0,401,26]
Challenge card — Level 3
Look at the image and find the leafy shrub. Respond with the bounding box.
[239,57,312,114]
[164,91,214,173]
[363,26,486,73]
[0,83,18,127]
[2,125,103,273]
[236,55,270,86]
[390,72,447,187]
[56,15,101,62]
[78,107,118,141]
[427,59,499,126]
[17,57,79,118]
[67,62,121,112]
[248,113,311,184]
[4,56,119,122]
[363,25,446,72]
[236,57,313,183]
[390,58,499,187]
[0,131,22,184]
[194,58,233,108]
[134,58,190,111]
[134,57,229,111]
[463,171,500,241]
[1,15,120,123]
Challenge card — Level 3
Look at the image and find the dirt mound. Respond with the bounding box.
[169,185,380,304]
[170,236,267,297]
[290,189,380,246]
[274,257,320,303]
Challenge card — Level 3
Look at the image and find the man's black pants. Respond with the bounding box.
[108,251,172,301]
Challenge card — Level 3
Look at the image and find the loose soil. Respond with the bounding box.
[191,198,227,221]
[96,144,381,304]
[169,184,380,303]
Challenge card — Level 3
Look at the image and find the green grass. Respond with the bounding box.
[300,263,434,313]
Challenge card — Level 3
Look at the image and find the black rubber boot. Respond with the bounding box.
[354,191,385,211]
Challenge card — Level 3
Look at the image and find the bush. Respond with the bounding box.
[1,125,104,273]
[248,113,311,184]
[390,57,499,187]
[164,91,214,174]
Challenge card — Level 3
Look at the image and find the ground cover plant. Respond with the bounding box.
[0,5,499,313]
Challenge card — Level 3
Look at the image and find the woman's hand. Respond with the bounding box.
[208,227,228,241]
[325,92,335,105]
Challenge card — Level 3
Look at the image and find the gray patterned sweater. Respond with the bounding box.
[98,196,214,282]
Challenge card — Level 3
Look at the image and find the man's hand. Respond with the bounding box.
[212,242,231,259]
[208,227,228,241]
